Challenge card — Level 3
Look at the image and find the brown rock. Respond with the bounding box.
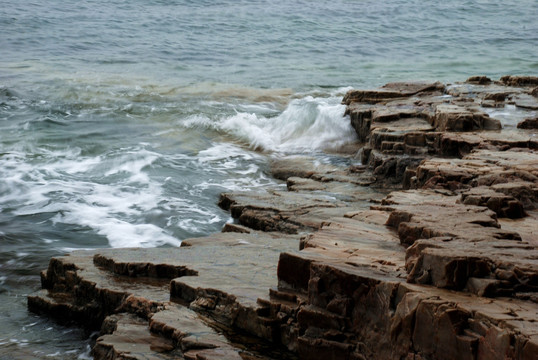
[466,76,492,85]
[517,117,538,129]
[499,75,538,87]
[92,313,179,359]
[270,156,338,181]
[342,81,444,106]
[433,104,496,131]
[218,176,386,233]
[388,201,519,244]
[460,186,526,218]
[483,92,510,102]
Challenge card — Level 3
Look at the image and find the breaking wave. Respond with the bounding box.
[182,93,357,153]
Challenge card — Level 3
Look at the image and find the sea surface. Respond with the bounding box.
[0,0,537,358]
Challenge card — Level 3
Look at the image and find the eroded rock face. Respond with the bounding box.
[344,76,538,186]
[28,76,538,360]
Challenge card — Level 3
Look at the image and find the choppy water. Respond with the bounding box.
[1,0,537,358]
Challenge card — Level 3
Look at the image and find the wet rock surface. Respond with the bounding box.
[29,76,538,359]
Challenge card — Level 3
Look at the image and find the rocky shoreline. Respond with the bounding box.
[28,76,537,360]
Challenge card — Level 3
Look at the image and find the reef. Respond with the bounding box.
[28,76,538,359]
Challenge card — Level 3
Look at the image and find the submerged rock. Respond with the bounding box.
[29,76,538,359]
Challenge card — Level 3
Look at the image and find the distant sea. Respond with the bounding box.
[1,0,537,358]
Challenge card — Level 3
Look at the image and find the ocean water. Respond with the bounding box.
[0,0,537,358]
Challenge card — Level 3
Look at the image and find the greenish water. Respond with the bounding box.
[1,0,537,358]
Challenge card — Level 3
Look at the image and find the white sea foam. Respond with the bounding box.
[192,142,280,193]
[0,146,182,248]
[197,142,264,163]
[182,95,357,153]
[0,138,280,247]
[1,92,354,251]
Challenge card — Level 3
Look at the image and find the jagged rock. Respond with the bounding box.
[483,91,511,102]
[490,181,538,210]
[367,150,426,184]
[29,231,302,359]
[405,236,537,295]
[370,190,537,297]
[460,186,526,218]
[28,250,171,329]
[276,248,538,359]
[344,78,537,194]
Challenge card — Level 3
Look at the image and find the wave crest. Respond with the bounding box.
[183,95,357,153]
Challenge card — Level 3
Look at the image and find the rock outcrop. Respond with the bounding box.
[29,76,538,359]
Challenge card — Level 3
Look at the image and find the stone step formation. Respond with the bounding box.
[28,75,538,360]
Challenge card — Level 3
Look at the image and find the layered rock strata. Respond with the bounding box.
[29,76,538,360]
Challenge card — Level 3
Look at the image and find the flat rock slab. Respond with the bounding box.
[29,231,301,359]
[371,189,538,297]
[413,149,538,194]
[465,149,538,176]
[383,190,520,243]
[342,81,444,105]
[93,312,180,360]
[440,130,538,156]
[498,210,538,246]
[269,156,339,181]
[371,117,434,133]
[300,211,406,279]
[219,172,388,233]
[93,231,299,311]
